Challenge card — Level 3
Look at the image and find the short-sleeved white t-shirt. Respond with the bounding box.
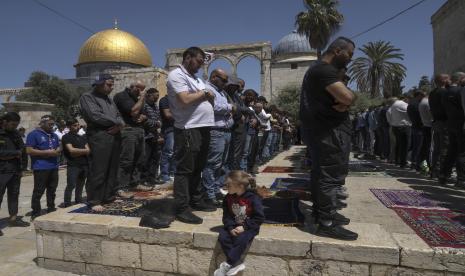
[167,65,214,129]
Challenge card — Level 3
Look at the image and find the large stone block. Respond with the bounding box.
[324,261,369,276]
[141,244,177,272]
[249,237,311,257]
[193,231,218,249]
[86,263,135,276]
[370,265,445,276]
[42,232,64,260]
[289,259,326,276]
[42,258,86,275]
[242,254,289,276]
[135,270,165,276]
[34,212,113,236]
[36,232,43,258]
[63,234,102,263]
[101,241,141,268]
[178,248,215,276]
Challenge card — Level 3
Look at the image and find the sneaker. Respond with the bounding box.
[333,212,350,225]
[316,224,358,241]
[116,189,134,199]
[214,262,231,276]
[8,218,30,227]
[133,184,153,191]
[219,188,228,196]
[175,210,203,224]
[191,200,217,212]
[226,263,245,275]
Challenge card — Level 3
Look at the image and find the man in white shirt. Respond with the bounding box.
[390,97,412,168]
[167,47,216,224]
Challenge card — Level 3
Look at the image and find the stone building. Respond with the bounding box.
[431,0,465,74]
[271,30,317,94]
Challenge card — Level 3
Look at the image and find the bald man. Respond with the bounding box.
[202,69,235,206]
[113,79,152,198]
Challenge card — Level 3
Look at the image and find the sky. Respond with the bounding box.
[0,0,447,94]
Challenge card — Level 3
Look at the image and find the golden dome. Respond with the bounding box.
[77,27,152,67]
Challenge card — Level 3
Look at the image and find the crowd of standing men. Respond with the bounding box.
[0,46,296,235]
[353,72,465,188]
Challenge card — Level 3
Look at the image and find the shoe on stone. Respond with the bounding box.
[47,207,57,213]
[133,184,153,191]
[0,229,3,236]
[191,200,217,212]
[139,215,171,229]
[316,224,358,241]
[214,262,231,276]
[175,210,203,224]
[226,263,246,275]
[9,218,30,227]
[205,198,221,208]
[116,189,134,199]
[30,213,41,221]
[333,212,350,225]
[58,202,71,208]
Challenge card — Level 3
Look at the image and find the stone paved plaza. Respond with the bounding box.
[1,146,465,275]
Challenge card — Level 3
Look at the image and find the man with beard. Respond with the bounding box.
[26,115,61,220]
[300,37,357,240]
[167,46,216,224]
[0,112,29,235]
[79,73,123,211]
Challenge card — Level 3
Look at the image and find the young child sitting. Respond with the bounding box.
[214,170,265,276]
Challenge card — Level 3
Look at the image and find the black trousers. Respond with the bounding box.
[432,121,448,177]
[143,138,161,184]
[173,127,210,213]
[116,127,145,190]
[417,127,432,168]
[64,165,88,204]
[218,228,257,266]
[31,169,59,214]
[0,173,21,217]
[87,130,121,206]
[392,126,410,167]
[228,129,246,170]
[308,127,350,221]
[247,133,259,172]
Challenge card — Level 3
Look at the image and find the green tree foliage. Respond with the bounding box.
[295,0,344,59]
[349,41,406,98]
[17,71,86,120]
[274,85,300,121]
[350,92,383,113]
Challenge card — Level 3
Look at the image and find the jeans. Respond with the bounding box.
[64,165,87,204]
[0,173,21,216]
[173,127,210,213]
[240,133,253,171]
[227,129,246,170]
[259,131,271,160]
[160,129,175,182]
[86,130,121,206]
[116,127,145,190]
[31,169,59,214]
[202,129,231,199]
[308,126,350,221]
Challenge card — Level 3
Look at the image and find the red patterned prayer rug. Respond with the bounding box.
[262,166,295,173]
[370,189,444,209]
[394,208,465,248]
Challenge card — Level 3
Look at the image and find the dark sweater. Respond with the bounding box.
[222,190,265,233]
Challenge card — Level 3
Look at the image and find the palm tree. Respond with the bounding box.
[295,0,344,59]
[349,41,406,98]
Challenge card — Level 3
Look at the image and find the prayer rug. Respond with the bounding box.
[270,177,309,191]
[262,166,295,173]
[284,155,304,161]
[370,189,443,209]
[349,160,383,172]
[71,199,143,217]
[394,208,465,248]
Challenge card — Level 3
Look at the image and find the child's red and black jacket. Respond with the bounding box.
[222,190,265,233]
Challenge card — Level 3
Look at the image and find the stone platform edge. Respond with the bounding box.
[33,205,465,276]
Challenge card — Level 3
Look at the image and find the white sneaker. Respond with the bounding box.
[219,188,228,195]
[214,262,231,276]
[226,263,245,275]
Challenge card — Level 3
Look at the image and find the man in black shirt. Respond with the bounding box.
[59,118,89,207]
[0,112,29,236]
[300,37,357,240]
[407,91,425,171]
[113,80,152,195]
[429,74,450,179]
[79,74,123,211]
[441,72,465,186]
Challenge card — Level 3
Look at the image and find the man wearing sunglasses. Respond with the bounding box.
[202,69,235,207]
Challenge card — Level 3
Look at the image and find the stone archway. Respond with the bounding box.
[165,42,273,100]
